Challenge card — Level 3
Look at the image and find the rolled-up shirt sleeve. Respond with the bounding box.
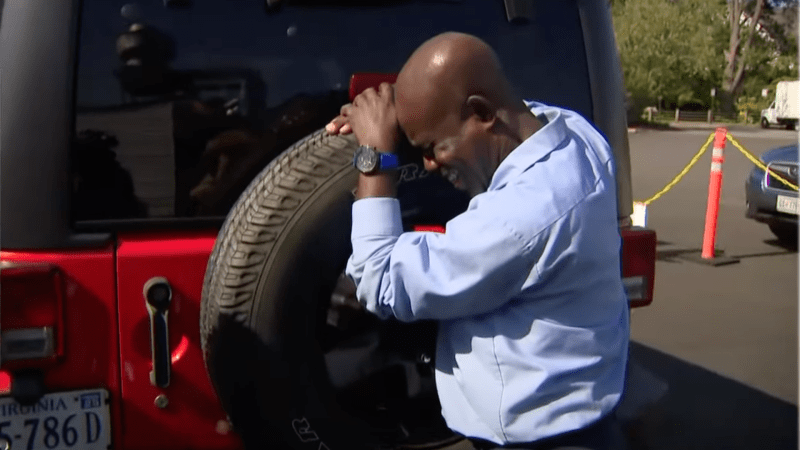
[345,196,539,322]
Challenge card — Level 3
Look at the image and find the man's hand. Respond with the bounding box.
[326,83,401,153]
[326,83,399,199]
[325,110,352,135]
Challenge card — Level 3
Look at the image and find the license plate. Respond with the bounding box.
[0,389,111,450]
[777,195,798,215]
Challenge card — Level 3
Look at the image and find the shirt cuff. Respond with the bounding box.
[352,197,403,239]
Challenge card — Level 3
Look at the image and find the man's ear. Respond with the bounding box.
[466,95,496,124]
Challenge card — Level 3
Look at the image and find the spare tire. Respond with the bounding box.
[200,129,469,450]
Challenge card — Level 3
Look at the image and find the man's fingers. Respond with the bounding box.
[352,87,378,107]
[379,82,393,97]
[330,85,393,137]
[326,115,353,135]
[326,116,346,134]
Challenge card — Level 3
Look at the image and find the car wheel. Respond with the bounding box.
[787,121,796,131]
[761,118,769,129]
[769,223,798,247]
[199,129,468,450]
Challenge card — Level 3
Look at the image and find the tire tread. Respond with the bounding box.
[200,130,356,357]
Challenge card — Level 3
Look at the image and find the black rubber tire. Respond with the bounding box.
[769,223,798,247]
[200,129,467,450]
[761,117,769,129]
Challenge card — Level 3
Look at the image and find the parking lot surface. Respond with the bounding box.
[626,124,798,449]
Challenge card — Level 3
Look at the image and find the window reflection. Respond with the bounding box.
[73,0,591,222]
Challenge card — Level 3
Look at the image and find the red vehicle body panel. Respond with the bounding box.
[2,264,67,370]
[115,229,242,450]
[1,225,655,450]
[1,232,243,450]
[0,247,123,448]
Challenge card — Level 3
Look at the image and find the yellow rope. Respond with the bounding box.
[726,133,799,191]
[635,131,798,210]
[641,132,716,205]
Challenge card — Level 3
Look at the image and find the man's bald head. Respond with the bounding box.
[395,32,521,131]
[392,32,541,197]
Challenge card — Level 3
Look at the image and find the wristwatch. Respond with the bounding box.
[353,145,399,174]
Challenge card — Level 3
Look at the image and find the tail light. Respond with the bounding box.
[0,262,66,370]
[0,371,9,395]
[412,225,446,233]
[349,73,398,102]
[620,227,657,308]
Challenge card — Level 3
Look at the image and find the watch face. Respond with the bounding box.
[356,147,379,172]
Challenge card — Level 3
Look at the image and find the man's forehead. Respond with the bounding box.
[398,113,430,148]
[399,116,425,147]
[397,103,449,150]
[395,72,452,145]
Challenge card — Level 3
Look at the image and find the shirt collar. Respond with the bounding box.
[489,102,568,191]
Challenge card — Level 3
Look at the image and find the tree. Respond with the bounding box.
[720,0,767,113]
[613,0,796,120]
[720,0,799,112]
[612,0,729,111]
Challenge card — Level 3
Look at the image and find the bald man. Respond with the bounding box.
[327,33,629,450]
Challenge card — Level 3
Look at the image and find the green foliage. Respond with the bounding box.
[612,0,729,109]
[736,95,772,123]
[738,36,798,100]
[612,0,797,118]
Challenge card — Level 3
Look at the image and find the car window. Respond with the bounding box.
[73,0,592,224]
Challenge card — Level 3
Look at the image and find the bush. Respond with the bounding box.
[736,96,771,124]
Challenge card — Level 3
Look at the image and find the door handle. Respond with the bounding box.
[144,277,172,388]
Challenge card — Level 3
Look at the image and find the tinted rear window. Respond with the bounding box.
[73,0,591,223]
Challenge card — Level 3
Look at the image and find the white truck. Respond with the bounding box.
[761,80,799,129]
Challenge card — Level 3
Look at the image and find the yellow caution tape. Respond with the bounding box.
[636,131,799,207]
[726,133,799,191]
[640,132,715,205]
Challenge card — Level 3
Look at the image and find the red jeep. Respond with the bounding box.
[0,1,655,449]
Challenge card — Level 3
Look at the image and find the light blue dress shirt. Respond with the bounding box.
[345,101,630,445]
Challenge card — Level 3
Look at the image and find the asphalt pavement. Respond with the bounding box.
[623,122,798,449]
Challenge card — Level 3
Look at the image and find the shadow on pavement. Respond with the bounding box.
[763,238,799,253]
[656,247,703,263]
[657,246,795,262]
[625,341,798,450]
[728,249,797,260]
